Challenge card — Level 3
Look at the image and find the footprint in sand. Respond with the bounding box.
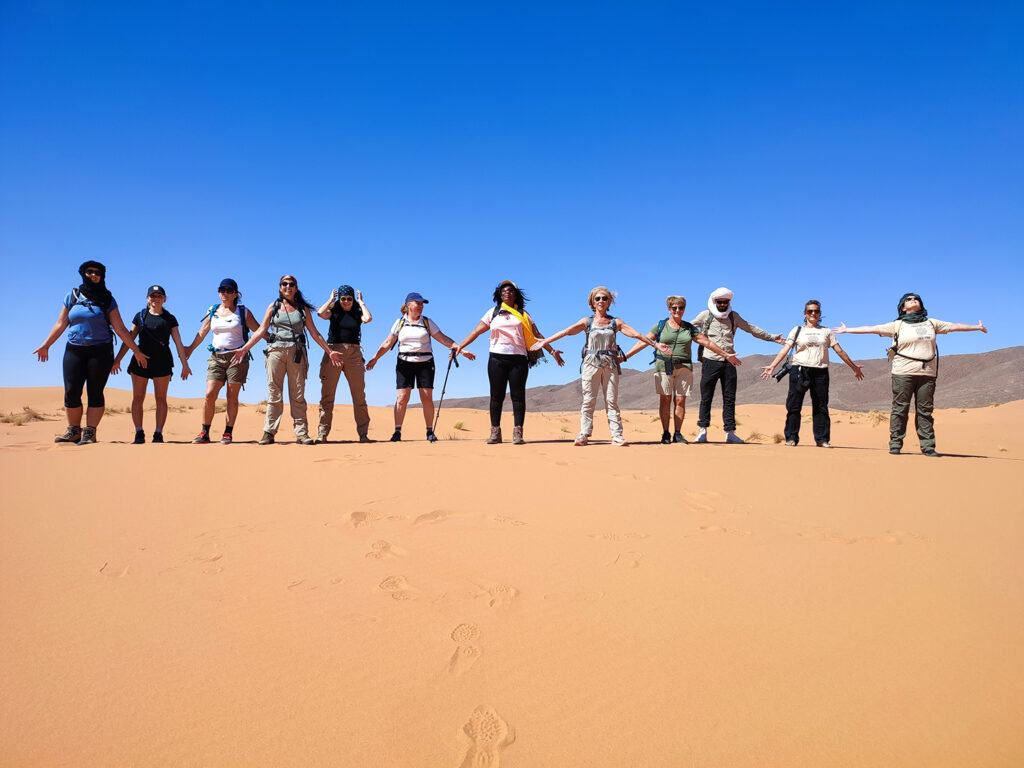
[458,705,514,768]
[99,562,132,578]
[699,525,751,537]
[487,584,519,609]
[365,540,405,559]
[378,575,418,601]
[414,509,460,525]
[589,532,649,542]
[607,551,644,569]
[350,510,371,528]
[448,623,482,677]
[494,515,526,527]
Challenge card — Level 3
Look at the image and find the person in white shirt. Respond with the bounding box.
[760,299,864,447]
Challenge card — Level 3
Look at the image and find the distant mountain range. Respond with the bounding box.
[444,346,1024,412]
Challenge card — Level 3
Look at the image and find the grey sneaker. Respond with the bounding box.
[54,425,82,443]
[297,436,315,445]
[785,440,797,447]
[694,429,708,444]
[77,426,97,445]
[725,432,745,444]
[512,426,524,445]
[817,442,833,448]
[486,427,502,445]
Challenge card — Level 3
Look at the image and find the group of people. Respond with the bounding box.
[34,263,987,456]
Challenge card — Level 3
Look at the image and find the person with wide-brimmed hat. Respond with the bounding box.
[366,292,474,442]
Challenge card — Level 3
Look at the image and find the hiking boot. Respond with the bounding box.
[151,432,164,443]
[661,431,672,444]
[889,447,901,455]
[297,435,315,445]
[426,431,438,443]
[316,429,329,444]
[77,426,97,445]
[512,426,524,445]
[725,432,745,444]
[54,425,82,443]
[192,430,211,444]
[486,427,502,444]
[612,436,628,447]
[220,432,232,444]
[258,431,275,445]
[132,431,146,445]
[695,428,708,444]
[358,434,371,443]
[673,431,688,444]
[785,440,797,447]
[922,449,940,457]
[574,434,588,446]
[389,429,402,442]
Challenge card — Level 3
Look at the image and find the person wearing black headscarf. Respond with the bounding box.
[33,262,148,445]
[834,293,987,456]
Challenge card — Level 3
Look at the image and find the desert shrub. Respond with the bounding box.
[868,410,889,426]
[1,406,48,426]
[773,433,784,444]
[746,431,765,443]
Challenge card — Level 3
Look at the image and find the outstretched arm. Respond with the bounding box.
[832,321,886,336]
[33,306,71,362]
[230,304,275,364]
[759,345,792,381]
[317,291,338,320]
[623,331,656,361]
[616,319,672,356]
[305,311,343,365]
[455,320,490,353]
[431,328,475,360]
[947,321,987,333]
[530,318,587,349]
[694,332,740,365]
[184,315,213,358]
[365,332,399,370]
[831,343,864,379]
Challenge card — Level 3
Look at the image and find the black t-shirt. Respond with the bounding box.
[327,303,363,344]
[134,309,179,357]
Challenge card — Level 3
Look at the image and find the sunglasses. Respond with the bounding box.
[715,300,730,305]
[84,269,102,276]
[149,293,166,298]
[280,281,297,288]
[339,295,354,301]
[669,305,684,310]
[594,296,610,302]
[218,287,236,294]
[806,309,821,314]
[500,286,516,293]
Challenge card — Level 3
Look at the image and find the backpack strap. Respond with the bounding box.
[652,317,674,373]
[890,318,938,366]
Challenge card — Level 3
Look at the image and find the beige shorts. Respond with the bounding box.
[655,366,694,397]
[207,352,250,384]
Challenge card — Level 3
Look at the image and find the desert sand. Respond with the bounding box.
[1,386,1022,767]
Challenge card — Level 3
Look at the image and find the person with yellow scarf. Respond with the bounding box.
[453,280,565,444]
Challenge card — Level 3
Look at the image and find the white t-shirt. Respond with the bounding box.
[482,308,528,355]
[878,319,952,377]
[211,307,244,351]
[786,325,836,369]
[389,315,440,362]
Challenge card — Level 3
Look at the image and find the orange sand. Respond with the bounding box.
[1,387,1022,767]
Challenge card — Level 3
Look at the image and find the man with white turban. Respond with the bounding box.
[690,287,784,443]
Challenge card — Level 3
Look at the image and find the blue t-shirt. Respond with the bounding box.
[64,291,118,346]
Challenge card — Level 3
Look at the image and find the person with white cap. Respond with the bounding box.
[690,287,784,443]
[366,291,474,442]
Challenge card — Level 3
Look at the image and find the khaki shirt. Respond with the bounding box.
[879,319,952,377]
[690,310,777,361]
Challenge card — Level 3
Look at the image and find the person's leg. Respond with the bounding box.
[913,376,937,453]
[420,388,435,428]
[225,383,242,426]
[152,376,170,432]
[287,354,310,439]
[603,366,623,441]
[889,375,913,451]
[810,368,831,445]
[264,349,286,435]
[487,354,509,428]
[394,388,412,427]
[342,345,371,439]
[721,361,739,433]
[317,346,343,439]
[659,394,672,432]
[204,379,224,425]
[697,360,724,429]
[60,344,85,436]
[579,363,598,438]
[508,356,528,428]
[130,373,147,430]
[83,344,113,428]
[784,371,807,444]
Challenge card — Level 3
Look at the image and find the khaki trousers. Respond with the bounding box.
[580,362,623,440]
[264,347,310,438]
[318,343,370,439]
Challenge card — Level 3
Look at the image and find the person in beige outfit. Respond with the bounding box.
[316,285,373,443]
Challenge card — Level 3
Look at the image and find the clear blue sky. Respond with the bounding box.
[3,1,1021,406]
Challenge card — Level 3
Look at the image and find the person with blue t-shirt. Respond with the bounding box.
[33,262,148,445]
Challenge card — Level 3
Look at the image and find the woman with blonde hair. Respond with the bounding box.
[112,284,192,443]
[532,287,671,446]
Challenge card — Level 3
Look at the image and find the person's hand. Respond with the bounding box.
[230,349,247,365]
[530,338,547,352]
[775,334,786,344]
[654,342,672,355]
[356,289,364,303]
[760,365,774,381]
[329,350,343,367]
[32,345,49,363]
[977,321,987,333]
[833,322,848,334]
[111,360,122,375]
[132,350,149,368]
[617,351,627,363]
[461,350,476,361]
[366,357,377,371]
[330,289,338,304]
[552,349,565,367]
[181,362,192,380]
[726,354,742,366]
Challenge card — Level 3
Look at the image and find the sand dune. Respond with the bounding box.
[1,388,1022,767]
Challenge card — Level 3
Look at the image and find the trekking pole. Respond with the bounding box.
[432,352,459,433]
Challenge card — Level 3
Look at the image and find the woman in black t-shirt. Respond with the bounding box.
[112,285,192,443]
[315,285,373,442]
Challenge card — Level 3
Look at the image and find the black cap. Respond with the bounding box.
[147,284,166,296]
[218,278,239,292]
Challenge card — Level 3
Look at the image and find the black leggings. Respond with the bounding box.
[488,353,528,427]
[63,343,114,408]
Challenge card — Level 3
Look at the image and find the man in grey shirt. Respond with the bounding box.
[691,286,784,443]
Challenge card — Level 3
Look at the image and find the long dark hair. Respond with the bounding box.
[278,274,311,312]
[492,281,528,310]
[77,261,113,311]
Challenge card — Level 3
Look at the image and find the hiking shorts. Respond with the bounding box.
[396,358,435,389]
[207,351,249,384]
[655,367,694,397]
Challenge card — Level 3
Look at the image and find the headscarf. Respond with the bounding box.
[707,287,734,321]
[896,293,928,324]
[77,261,113,311]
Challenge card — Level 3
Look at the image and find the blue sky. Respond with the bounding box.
[3,1,1021,406]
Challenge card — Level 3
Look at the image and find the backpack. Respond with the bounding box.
[696,311,737,361]
[581,315,623,373]
[394,315,433,358]
[652,318,697,375]
[266,299,309,361]
[206,303,252,359]
[887,319,939,369]
[69,288,115,342]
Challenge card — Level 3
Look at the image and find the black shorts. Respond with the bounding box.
[396,358,435,389]
[128,350,174,379]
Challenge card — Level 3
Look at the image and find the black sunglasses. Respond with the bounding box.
[806,309,821,314]
[280,281,297,288]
